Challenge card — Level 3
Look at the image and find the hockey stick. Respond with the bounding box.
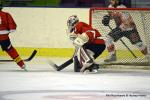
[49,58,73,71]
[108,25,137,58]
[0,50,37,62]
[49,47,79,71]
[24,50,37,61]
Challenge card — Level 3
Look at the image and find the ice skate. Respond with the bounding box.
[22,65,28,71]
[90,64,100,73]
[83,64,100,74]
[104,54,116,63]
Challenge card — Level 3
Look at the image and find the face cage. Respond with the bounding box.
[67,19,78,33]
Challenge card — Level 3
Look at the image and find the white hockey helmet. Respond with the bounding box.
[67,15,79,33]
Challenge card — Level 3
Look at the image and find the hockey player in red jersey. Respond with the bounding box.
[102,0,148,62]
[0,5,27,71]
[67,15,106,73]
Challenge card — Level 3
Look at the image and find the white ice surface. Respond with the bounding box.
[0,57,150,100]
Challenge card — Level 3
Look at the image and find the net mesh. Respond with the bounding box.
[89,8,150,66]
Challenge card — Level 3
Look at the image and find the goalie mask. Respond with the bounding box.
[67,15,79,33]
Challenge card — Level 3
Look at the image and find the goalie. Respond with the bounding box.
[0,5,27,71]
[67,15,106,73]
[102,0,148,62]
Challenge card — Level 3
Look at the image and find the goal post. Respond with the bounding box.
[89,7,150,66]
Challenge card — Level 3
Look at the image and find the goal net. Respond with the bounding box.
[89,8,150,66]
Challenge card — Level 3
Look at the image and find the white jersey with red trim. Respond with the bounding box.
[108,4,136,31]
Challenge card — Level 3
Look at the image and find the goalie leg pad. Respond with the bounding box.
[76,47,94,72]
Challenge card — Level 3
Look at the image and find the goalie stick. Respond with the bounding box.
[49,58,73,71]
[0,50,37,62]
[108,25,137,58]
[49,47,80,71]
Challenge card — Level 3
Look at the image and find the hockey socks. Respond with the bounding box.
[6,46,25,69]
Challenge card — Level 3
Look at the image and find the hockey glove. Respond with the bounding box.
[102,15,110,26]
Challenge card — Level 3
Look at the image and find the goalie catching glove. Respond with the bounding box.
[102,15,110,26]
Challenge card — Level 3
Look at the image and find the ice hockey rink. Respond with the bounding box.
[0,57,150,100]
